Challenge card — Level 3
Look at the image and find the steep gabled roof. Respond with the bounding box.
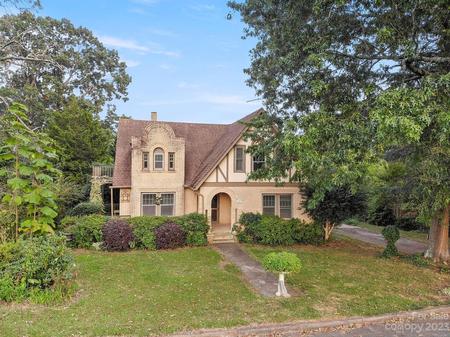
[112,108,263,189]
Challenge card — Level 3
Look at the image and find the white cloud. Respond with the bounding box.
[123,59,141,68]
[99,36,149,52]
[147,28,178,38]
[99,35,181,57]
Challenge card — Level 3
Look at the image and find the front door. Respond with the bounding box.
[211,193,231,233]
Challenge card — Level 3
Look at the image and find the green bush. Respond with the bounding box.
[67,202,104,217]
[262,252,302,273]
[127,214,209,249]
[60,215,78,229]
[292,219,324,245]
[0,210,15,243]
[381,225,400,257]
[236,212,323,246]
[174,213,208,246]
[258,216,296,245]
[127,216,167,250]
[65,215,107,248]
[0,235,74,303]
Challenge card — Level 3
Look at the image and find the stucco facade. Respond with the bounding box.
[112,110,309,240]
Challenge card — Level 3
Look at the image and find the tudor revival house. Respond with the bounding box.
[111,110,308,241]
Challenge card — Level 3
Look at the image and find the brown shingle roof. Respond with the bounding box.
[112,109,263,189]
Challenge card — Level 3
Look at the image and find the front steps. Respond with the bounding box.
[209,231,235,244]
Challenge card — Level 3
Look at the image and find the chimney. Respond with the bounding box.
[151,111,158,121]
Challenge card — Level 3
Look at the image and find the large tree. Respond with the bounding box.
[0,11,131,128]
[230,0,449,261]
[47,97,114,184]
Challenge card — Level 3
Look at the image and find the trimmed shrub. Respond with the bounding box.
[381,225,400,257]
[60,215,78,230]
[127,216,168,250]
[154,222,186,250]
[262,252,301,274]
[186,231,207,246]
[67,202,103,217]
[65,215,107,248]
[102,219,134,252]
[238,212,263,242]
[258,216,296,246]
[174,213,208,246]
[0,235,74,303]
[292,219,324,245]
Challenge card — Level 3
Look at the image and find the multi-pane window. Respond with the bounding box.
[142,152,149,170]
[262,194,293,218]
[142,193,156,215]
[168,152,175,171]
[211,194,218,223]
[252,154,265,171]
[234,146,245,172]
[153,148,164,170]
[262,195,276,216]
[160,193,175,216]
[142,193,175,216]
[279,194,292,218]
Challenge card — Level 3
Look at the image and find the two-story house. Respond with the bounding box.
[111,109,309,242]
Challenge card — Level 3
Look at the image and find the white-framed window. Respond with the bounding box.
[153,148,164,170]
[141,192,175,216]
[252,154,265,171]
[142,152,149,170]
[262,195,276,216]
[142,193,156,215]
[160,193,175,216]
[234,145,246,172]
[279,194,292,218]
[168,152,175,171]
[262,194,293,218]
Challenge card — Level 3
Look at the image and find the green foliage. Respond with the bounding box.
[403,254,430,268]
[291,219,324,245]
[47,98,114,183]
[0,235,74,303]
[101,219,134,252]
[52,176,86,222]
[0,12,130,129]
[369,205,396,227]
[236,212,323,246]
[229,0,450,260]
[302,185,367,227]
[0,103,59,237]
[127,216,167,250]
[127,214,208,249]
[0,209,15,243]
[65,215,107,248]
[381,225,400,258]
[262,252,301,274]
[68,202,104,217]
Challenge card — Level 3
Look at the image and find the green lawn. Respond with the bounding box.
[1,242,449,337]
[347,219,429,243]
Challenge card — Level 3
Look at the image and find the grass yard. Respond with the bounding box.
[345,218,429,243]
[1,241,449,337]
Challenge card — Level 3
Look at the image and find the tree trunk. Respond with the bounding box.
[425,205,449,263]
[276,272,290,298]
[323,221,334,241]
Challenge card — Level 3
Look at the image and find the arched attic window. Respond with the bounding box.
[153,148,164,170]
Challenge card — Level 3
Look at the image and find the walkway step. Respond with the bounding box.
[214,243,282,297]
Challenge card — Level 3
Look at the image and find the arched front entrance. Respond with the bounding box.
[211,192,232,233]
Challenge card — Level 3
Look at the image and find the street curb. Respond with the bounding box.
[165,305,450,337]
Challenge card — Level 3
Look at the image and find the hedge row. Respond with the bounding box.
[62,213,209,251]
[235,212,324,246]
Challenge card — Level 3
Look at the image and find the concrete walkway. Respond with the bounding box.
[214,243,282,297]
[336,224,428,254]
[168,306,450,337]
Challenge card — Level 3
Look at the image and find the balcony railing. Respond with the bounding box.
[92,164,114,178]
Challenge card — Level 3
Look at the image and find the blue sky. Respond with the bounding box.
[39,0,259,124]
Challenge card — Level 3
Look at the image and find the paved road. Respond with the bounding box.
[214,243,283,297]
[335,224,428,254]
[169,307,450,337]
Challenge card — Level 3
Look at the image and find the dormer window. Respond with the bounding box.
[142,152,149,170]
[154,148,164,170]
